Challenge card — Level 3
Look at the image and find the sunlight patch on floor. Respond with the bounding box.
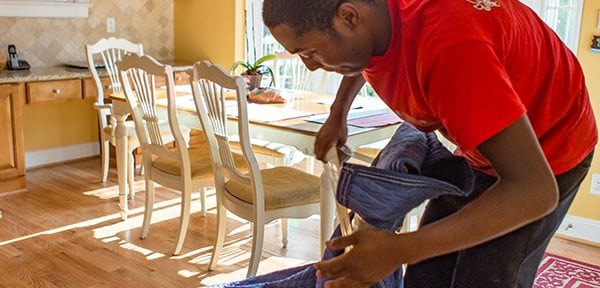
[119,240,167,260]
[92,192,208,239]
[178,269,201,278]
[0,210,122,246]
[100,235,121,243]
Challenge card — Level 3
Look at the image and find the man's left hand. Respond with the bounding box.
[314,229,409,288]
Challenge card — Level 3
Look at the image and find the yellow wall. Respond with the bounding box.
[571,0,600,221]
[23,98,98,151]
[174,0,245,68]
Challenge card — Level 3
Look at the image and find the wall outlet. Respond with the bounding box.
[591,173,600,195]
[106,17,115,33]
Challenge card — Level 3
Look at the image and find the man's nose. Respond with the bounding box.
[300,57,322,72]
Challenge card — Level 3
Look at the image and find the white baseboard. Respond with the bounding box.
[25,142,100,169]
[556,215,600,244]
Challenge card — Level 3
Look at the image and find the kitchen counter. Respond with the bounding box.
[0,61,192,84]
[0,67,98,84]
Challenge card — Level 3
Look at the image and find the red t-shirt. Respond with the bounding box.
[363,0,597,175]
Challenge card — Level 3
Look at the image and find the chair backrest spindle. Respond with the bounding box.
[188,61,262,188]
[85,38,144,131]
[117,55,188,166]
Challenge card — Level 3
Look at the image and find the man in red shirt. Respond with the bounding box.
[263,0,597,287]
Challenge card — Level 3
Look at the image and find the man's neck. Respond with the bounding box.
[370,0,392,56]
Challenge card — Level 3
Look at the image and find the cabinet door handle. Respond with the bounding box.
[52,88,61,94]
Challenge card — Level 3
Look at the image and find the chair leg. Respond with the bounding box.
[304,156,315,174]
[209,204,227,271]
[281,218,288,248]
[246,220,265,278]
[200,187,207,217]
[173,188,192,256]
[128,153,135,199]
[140,176,155,239]
[101,141,110,183]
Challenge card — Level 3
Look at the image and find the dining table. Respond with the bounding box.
[109,85,401,253]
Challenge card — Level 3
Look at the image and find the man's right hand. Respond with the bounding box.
[315,114,348,161]
[314,74,366,161]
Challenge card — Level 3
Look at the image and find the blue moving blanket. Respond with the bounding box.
[209,123,475,288]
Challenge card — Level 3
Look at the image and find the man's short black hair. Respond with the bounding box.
[263,0,374,37]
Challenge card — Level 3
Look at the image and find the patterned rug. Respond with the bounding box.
[535,253,600,288]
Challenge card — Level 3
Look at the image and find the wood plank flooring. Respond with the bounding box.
[0,157,598,287]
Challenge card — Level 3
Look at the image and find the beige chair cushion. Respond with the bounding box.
[153,147,247,180]
[225,167,320,210]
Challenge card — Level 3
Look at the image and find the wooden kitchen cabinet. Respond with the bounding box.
[0,83,26,194]
[26,79,82,105]
[155,71,190,87]
[82,76,112,99]
[174,71,190,85]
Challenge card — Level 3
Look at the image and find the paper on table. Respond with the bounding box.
[169,96,313,123]
[226,103,314,122]
[173,84,192,94]
[305,108,401,128]
[158,85,193,94]
[347,112,401,128]
[163,85,235,99]
[311,98,362,109]
[311,97,387,110]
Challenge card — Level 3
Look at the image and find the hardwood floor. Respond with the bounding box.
[0,157,598,287]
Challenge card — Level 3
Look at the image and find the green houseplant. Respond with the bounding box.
[231,54,276,91]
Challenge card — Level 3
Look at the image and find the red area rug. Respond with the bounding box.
[535,253,600,288]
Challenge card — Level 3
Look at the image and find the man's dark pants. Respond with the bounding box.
[404,151,594,288]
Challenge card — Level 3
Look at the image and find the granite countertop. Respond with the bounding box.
[0,66,97,84]
[0,61,193,84]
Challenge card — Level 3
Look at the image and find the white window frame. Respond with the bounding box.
[245,0,279,63]
[521,0,584,53]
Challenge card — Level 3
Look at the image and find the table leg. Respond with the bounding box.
[114,113,130,220]
[320,162,335,257]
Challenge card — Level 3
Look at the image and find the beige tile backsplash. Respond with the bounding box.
[0,0,174,68]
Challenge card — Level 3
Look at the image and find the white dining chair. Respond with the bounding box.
[86,37,146,198]
[117,54,228,255]
[188,60,323,277]
[272,51,313,91]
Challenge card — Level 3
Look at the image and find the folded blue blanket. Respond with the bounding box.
[209,123,474,288]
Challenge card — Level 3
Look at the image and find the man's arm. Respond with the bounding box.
[315,115,559,287]
[404,115,558,262]
[314,74,366,160]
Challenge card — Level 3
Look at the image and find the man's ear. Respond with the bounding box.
[336,2,360,30]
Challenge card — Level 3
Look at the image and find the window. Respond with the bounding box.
[521,0,584,53]
[245,0,282,64]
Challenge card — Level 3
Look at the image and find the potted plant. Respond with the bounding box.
[231,54,276,91]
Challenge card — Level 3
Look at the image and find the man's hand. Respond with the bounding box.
[314,75,366,161]
[314,229,409,288]
[315,114,348,161]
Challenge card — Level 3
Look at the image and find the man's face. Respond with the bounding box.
[269,23,373,77]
